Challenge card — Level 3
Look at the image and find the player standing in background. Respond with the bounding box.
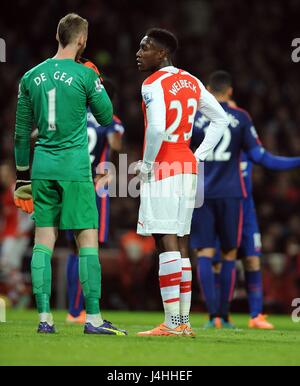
[194,100,300,330]
[66,71,125,323]
[238,153,300,328]
[14,13,127,335]
[135,28,229,336]
[191,70,300,328]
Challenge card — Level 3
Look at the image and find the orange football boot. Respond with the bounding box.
[248,314,274,330]
[137,324,183,336]
[66,311,86,324]
[181,324,196,337]
[214,317,222,329]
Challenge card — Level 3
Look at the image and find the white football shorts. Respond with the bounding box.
[137,173,197,237]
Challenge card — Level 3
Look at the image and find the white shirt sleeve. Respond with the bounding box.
[141,82,166,166]
[194,81,229,162]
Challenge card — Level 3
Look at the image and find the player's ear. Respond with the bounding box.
[207,85,212,92]
[77,34,84,46]
[56,32,59,43]
[228,87,233,97]
[159,48,168,61]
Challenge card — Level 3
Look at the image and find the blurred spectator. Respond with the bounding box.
[0,162,34,307]
[118,231,156,310]
[263,252,299,313]
[99,231,156,310]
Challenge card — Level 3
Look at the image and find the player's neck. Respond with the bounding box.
[53,45,77,60]
[156,59,173,71]
[215,95,229,103]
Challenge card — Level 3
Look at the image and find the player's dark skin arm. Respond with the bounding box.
[108,132,122,152]
[108,133,123,183]
[137,36,189,256]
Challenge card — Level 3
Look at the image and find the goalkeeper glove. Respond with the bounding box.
[14,169,34,214]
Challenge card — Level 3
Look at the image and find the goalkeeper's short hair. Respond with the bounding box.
[57,13,88,48]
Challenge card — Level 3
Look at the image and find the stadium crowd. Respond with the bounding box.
[1,0,300,312]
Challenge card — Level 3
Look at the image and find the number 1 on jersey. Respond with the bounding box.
[47,88,56,131]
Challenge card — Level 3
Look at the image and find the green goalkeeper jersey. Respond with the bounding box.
[15,58,113,181]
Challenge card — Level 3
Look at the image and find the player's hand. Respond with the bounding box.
[94,171,111,187]
[94,173,107,185]
[94,170,114,194]
[134,161,152,182]
[14,169,34,214]
[194,149,205,163]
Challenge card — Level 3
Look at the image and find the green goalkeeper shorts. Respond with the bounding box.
[32,180,98,230]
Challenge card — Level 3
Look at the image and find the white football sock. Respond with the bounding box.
[39,312,54,326]
[159,252,182,329]
[180,258,192,326]
[86,313,104,327]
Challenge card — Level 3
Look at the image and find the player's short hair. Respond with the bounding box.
[208,71,232,93]
[146,28,178,55]
[57,13,88,48]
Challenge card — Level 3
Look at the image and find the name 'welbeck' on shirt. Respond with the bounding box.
[169,79,198,96]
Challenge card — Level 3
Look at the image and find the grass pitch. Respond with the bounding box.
[0,310,299,366]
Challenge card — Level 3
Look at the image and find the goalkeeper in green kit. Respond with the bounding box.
[14,13,127,335]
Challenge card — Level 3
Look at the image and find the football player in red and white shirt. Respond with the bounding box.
[135,28,229,337]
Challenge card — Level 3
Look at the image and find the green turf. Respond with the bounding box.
[0,310,299,366]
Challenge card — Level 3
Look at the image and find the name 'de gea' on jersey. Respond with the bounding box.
[33,71,73,87]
